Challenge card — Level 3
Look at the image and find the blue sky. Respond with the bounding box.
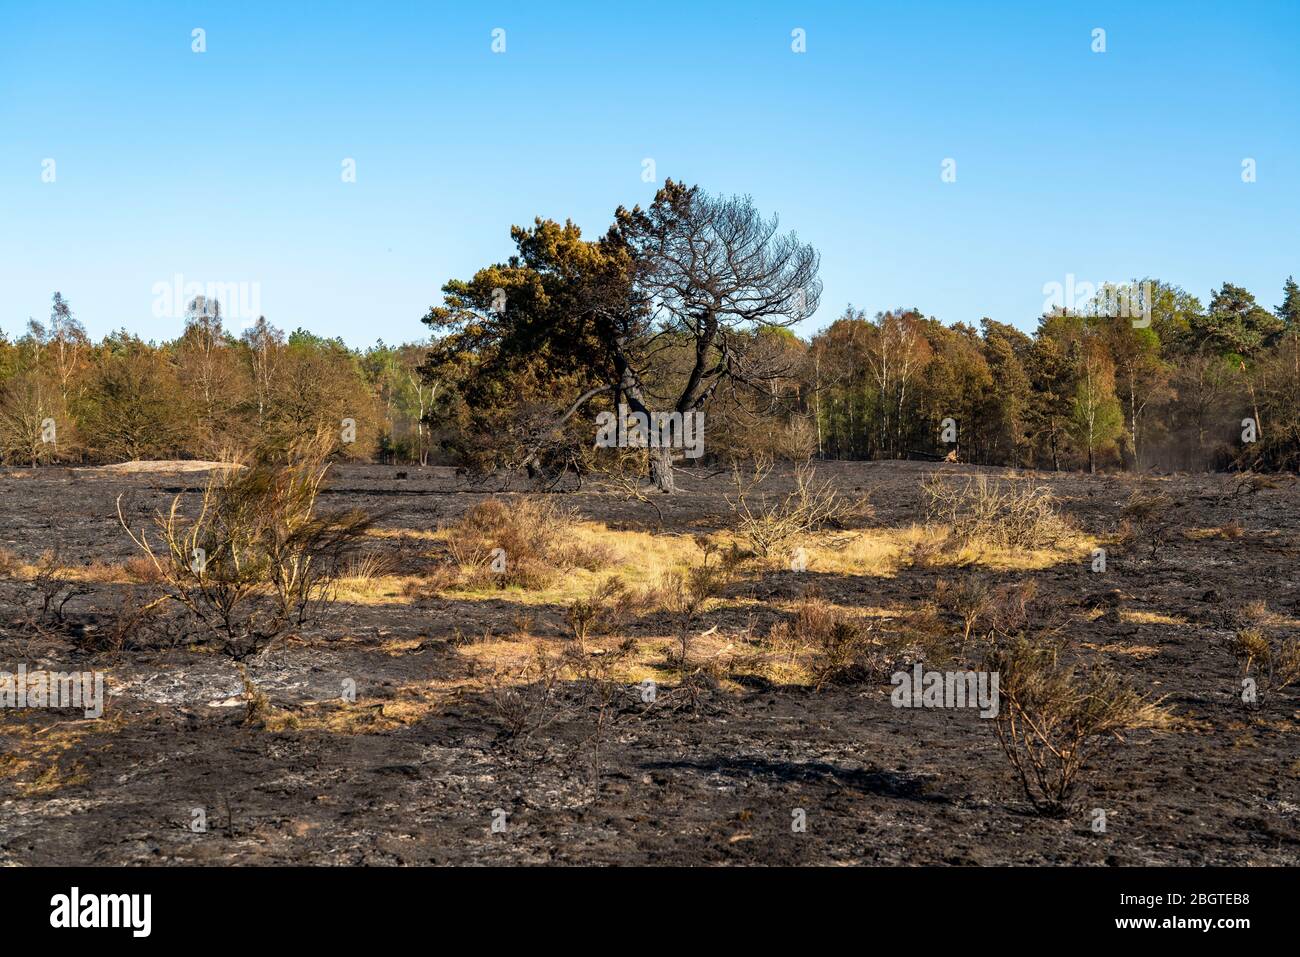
[2,1,1297,346]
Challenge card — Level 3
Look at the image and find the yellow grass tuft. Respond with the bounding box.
[1087,642,1162,659]
[1120,610,1187,627]
[0,713,122,796]
[257,680,460,733]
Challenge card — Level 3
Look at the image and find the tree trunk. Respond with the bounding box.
[1128,371,1140,471]
[649,446,675,492]
[813,355,823,458]
[1248,379,1263,442]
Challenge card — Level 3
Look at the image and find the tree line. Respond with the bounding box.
[806,276,1300,473]
[5,182,1297,478]
[0,295,443,466]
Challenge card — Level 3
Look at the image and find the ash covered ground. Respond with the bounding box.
[0,461,1296,865]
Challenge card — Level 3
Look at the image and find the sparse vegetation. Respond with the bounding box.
[564,576,630,653]
[727,456,850,559]
[770,593,877,689]
[117,436,372,660]
[8,3,1300,876]
[764,589,955,689]
[86,585,168,653]
[1225,471,1282,499]
[27,550,87,628]
[658,539,743,675]
[485,645,564,742]
[921,474,1072,551]
[1226,609,1300,706]
[0,455,1290,866]
[1118,487,1178,561]
[570,643,632,791]
[934,573,992,651]
[987,636,1174,813]
[441,496,609,590]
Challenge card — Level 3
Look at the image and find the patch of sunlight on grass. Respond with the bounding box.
[334,574,423,605]
[567,522,717,573]
[941,539,1093,573]
[1120,610,1187,627]
[804,524,1092,575]
[364,527,441,541]
[801,531,900,576]
[1183,525,1245,541]
[377,637,425,655]
[451,628,819,690]
[452,634,669,686]
[0,713,123,796]
[379,515,1090,615]
[415,523,722,608]
[0,557,128,585]
[262,679,461,733]
[63,561,129,584]
[1085,641,1161,659]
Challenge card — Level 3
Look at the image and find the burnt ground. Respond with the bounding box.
[0,460,1297,865]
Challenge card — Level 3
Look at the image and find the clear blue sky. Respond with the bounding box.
[2,1,1297,347]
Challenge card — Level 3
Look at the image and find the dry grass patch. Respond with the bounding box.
[1226,624,1300,706]
[897,523,1087,572]
[417,522,731,611]
[435,497,622,591]
[0,714,122,796]
[1120,610,1187,627]
[797,531,902,576]
[765,591,953,689]
[1184,522,1244,541]
[364,527,441,542]
[334,574,426,604]
[799,524,1088,578]
[1087,642,1161,659]
[254,679,463,733]
[417,510,1080,616]
[457,635,671,687]
[766,593,878,688]
[331,551,425,604]
[922,473,1075,551]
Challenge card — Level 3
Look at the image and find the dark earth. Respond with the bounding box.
[0,461,1297,865]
